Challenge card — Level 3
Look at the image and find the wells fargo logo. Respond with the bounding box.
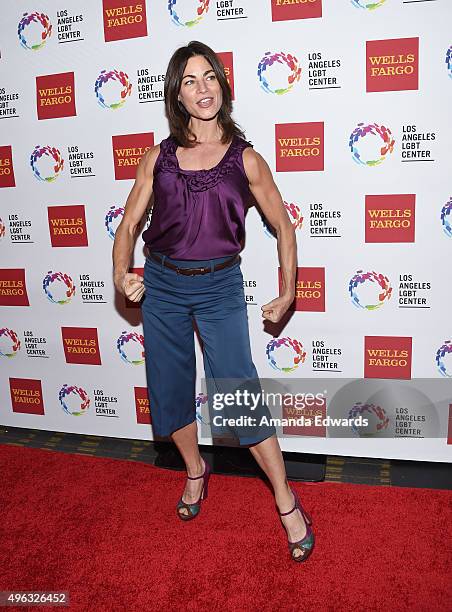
[48,205,88,247]
[365,194,415,243]
[271,0,322,22]
[275,123,324,172]
[103,0,148,42]
[0,146,16,188]
[0,269,29,306]
[134,386,151,424]
[61,327,101,365]
[217,51,235,100]
[112,133,154,180]
[366,37,419,93]
[364,336,412,379]
[9,377,44,414]
[282,396,326,437]
[36,72,76,120]
[281,267,325,312]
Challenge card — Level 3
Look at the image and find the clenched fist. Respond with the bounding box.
[116,272,145,302]
[261,295,294,323]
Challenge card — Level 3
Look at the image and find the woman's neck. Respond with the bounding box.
[187,118,223,144]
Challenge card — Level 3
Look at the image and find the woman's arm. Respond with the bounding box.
[242,147,297,323]
[112,144,160,301]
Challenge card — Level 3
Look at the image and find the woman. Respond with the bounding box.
[112,41,315,562]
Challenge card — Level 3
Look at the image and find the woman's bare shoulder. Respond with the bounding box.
[138,143,161,177]
[242,145,270,182]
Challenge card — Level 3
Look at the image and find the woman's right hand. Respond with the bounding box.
[115,272,145,302]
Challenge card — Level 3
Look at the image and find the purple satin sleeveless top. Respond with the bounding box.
[141,134,254,260]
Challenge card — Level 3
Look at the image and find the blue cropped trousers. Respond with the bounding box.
[141,252,276,446]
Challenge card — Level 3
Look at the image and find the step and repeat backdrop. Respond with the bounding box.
[1,0,451,461]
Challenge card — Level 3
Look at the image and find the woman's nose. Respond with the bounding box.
[197,80,208,94]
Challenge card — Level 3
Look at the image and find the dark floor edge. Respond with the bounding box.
[0,425,450,490]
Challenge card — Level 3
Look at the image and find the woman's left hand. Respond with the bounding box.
[261,295,294,323]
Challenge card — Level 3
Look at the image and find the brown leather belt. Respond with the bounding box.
[148,252,239,276]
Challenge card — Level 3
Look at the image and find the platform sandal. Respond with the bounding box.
[278,487,315,562]
[176,458,211,521]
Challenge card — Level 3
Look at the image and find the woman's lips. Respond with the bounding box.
[197,97,214,108]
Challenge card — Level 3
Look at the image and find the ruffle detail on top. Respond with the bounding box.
[157,134,252,192]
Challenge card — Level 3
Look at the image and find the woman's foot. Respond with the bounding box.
[178,457,206,518]
[276,484,308,560]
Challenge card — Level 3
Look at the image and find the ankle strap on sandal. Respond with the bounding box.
[187,460,207,480]
[278,503,297,517]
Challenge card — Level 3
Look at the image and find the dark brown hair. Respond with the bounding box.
[163,40,247,147]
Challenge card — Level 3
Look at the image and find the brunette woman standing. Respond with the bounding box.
[113,41,315,562]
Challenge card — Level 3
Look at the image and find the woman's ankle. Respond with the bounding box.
[186,456,205,478]
[274,481,294,510]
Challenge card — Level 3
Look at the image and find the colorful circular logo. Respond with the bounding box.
[349,270,392,310]
[195,392,210,424]
[30,145,64,182]
[445,45,452,78]
[441,197,452,237]
[349,122,395,166]
[436,340,452,377]
[0,217,6,239]
[117,331,145,365]
[348,403,390,437]
[0,328,21,358]
[18,12,52,51]
[285,201,304,230]
[351,0,387,9]
[168,0,210,27]
[263,201,303,238]
[43,271,76,305]
[257,52,302,95]
[105,206,125,239]
[95,70,132,110]
[266,337,306,373]
[59,384,90,416]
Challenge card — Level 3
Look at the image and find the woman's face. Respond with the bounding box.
[178,54,223,120]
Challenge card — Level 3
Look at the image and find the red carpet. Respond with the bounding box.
[0,444,451,612]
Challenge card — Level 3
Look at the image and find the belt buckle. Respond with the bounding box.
[176,266,200,276]
[185,266,208,276]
